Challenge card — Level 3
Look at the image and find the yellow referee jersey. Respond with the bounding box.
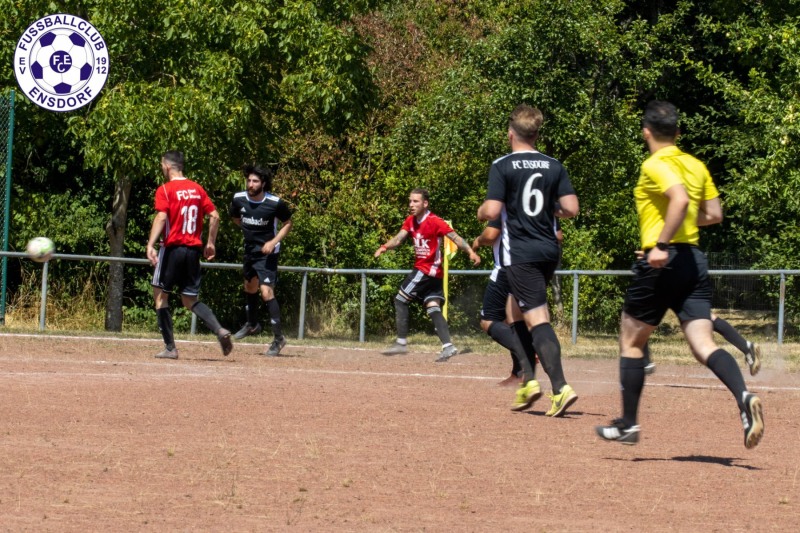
[635,145,719,249]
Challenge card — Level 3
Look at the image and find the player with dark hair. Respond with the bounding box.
[478,104,580,417]
[596,101,764,448]
[146,150,232,359]
[229,164,293,356]
[375,188,481,362]
[472,218,539,392]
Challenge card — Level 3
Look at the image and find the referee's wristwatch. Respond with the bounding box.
[655,241,669,251]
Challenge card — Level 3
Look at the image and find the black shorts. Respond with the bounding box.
[623,244,712,326]
[398,269,445,304]
[481,268,511,322]
[505,261,556,312]
[243,253,279,286]
[151,245,203,297]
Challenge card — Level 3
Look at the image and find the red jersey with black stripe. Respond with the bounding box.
[401,211,453,279]
[154,177,216,247]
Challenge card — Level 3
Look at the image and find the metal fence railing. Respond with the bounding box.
[1,250,798,344]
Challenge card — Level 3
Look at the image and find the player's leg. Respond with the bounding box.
[234,256,263,339]
[596,255,665,444]
[261,283,286,356]
[426,297,458,362]
[481,273,525,385]
[711,313,761,376]
[152,246,178,359]
[382,270,424,355]
[179,247,232,356]
[506,262,575,416]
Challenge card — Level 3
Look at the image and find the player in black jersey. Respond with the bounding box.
[478,104,580,417]
[229,164,293,356]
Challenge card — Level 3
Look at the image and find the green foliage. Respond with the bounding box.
[3,0,800,334]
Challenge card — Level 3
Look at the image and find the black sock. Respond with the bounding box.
[427,305,452,345]
[706,349,748,410]
[488,322,533,381]
[266,298,283,338]
[156,307,175,350]
[530,323,566,392]
[246,292,260,325]
[713,317,749,355]
[513,321,538,376]
[191,301,222,335]
[394,296,410,339]
[620,356,645,427]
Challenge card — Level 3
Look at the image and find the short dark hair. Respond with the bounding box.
[243,163,274,191]
[642,101,679,140]
[509,104,544,143]
[161,151,184,171]
[410,187,429,202]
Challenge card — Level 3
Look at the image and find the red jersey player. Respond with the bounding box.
[146,150,232,359]
[374,188,480,362]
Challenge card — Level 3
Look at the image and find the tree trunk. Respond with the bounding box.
[104,176,132,331]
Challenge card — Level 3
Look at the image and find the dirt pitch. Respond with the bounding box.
[1,333,799,532]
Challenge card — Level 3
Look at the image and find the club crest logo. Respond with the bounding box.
[14,14,109,112]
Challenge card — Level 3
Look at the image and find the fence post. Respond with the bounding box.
[571,272,579,344]
[38,260,49,331]
[778,272,786,345]
[297,271,308,340]
[360,272,367,343]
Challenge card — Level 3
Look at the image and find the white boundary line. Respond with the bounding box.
[3,332,800,392]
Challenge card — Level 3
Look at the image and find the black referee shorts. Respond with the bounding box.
[622,244,712,326]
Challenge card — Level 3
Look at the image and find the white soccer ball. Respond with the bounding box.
[26,237,55,263]
[30,29,94,95]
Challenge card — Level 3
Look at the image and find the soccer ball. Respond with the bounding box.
[29,29,94,95]
[26,237,55,263]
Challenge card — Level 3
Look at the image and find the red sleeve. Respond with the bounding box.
[154,184,169,212]
[400,215,414,232]
[436,217,454,236]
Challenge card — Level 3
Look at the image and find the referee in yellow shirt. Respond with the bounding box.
[596,101,764,449]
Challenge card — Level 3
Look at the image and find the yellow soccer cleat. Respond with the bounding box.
[511,379,542,411]
[545,384,578,417]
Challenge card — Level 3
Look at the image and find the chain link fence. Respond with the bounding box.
[1,90,16,324]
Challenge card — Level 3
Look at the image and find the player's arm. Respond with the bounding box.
[262,218,293,255]
[447,231,481,266]
[146,211,168,266]
[697,197,722,227]
[204,209,221,260]
[648,184,689,268]
[472,226,501,250]
[555,194,579,218]
[477,199,503,222]
[374,229,408,258]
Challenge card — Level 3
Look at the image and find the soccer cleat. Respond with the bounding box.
[155,347,178,360]
[498,373,524,387]
[643,354,656,375]
[265,336,286,357]
[435,344,459,363]
[595,418,641,445]
[511,379,542,411]
[233,322,262,340]
[218,329,233,356]
[745,341,762,376]
[741,392,764,449]
[545,384,578,417]
[381,342,408,356]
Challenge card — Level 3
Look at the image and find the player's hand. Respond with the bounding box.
[204,243,216,261]
[647,247,668,268]
[262,241,276,255]
[374,245,387,258]
[471,237,481,251]
[146,245,159,267]
[634,250,645,260]
[469,251,481,266]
